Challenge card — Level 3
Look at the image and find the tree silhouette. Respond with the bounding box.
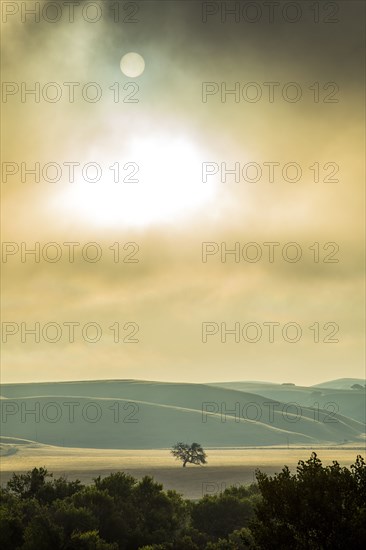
[251,453,366,549]
[171,442,207,467]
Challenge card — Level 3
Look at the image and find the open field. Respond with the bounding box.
[1,379,364,498]
[1,444,364,499]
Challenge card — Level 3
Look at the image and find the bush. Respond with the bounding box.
[251,453,366,549]
[1,455,364,549]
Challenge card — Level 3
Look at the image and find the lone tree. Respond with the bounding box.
[171,442,207,467]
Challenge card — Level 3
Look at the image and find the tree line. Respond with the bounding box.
[0,453,365,549]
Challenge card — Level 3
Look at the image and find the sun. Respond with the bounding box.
[120,52,145,78]
[57,134,218,228]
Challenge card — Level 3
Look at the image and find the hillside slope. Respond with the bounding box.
[1,380,365,449]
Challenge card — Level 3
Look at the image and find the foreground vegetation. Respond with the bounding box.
[1,453,365,549]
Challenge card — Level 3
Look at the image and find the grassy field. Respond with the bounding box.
[1,445,364,499]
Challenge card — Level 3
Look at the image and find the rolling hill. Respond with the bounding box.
[1,379,365,449]
[209,380,366,424]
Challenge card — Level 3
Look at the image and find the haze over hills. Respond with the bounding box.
[311,378,366,390]
[209,379,366,424]
[0,379,365,451]
[211,378,365,390]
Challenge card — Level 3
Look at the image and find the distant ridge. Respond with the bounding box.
[311,378,366,390]
[4,378,364,388]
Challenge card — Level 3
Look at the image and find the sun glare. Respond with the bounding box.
[57,135,218,228]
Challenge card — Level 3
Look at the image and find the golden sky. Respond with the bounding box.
[1,0,365,384]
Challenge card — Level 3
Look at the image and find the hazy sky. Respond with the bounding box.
[2,0,365,384]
